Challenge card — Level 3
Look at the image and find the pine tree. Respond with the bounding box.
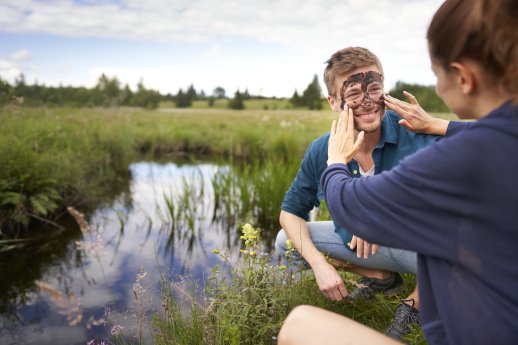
[228,89,245,110]
[301,74,323,110]
[175,88,192,108]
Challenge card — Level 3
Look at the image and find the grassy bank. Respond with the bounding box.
[152,224,426,345]
[0,105,334,235]
[0,104,455,236]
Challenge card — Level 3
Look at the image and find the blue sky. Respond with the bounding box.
[0,0,444,97]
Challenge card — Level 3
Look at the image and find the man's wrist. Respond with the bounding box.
[307,253,328,268]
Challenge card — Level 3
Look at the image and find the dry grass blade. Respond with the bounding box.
[67,206,91,234]
[35,280,83,326]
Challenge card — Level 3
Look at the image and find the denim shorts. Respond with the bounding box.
[275,221,417,274]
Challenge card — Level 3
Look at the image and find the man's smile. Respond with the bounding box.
[355,109,380,120]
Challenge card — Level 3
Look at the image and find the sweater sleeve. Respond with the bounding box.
[320,135,477,261]
[446,120,473,137]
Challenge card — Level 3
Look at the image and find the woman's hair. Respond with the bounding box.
[323,47,383,98]
[427,0,518,100]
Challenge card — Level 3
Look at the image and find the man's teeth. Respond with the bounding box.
[358,111,376,118]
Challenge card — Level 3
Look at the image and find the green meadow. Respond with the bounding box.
[1,103,455,344]
[0,103,335,235]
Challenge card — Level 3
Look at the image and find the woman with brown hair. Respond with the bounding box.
[278,0,518,344]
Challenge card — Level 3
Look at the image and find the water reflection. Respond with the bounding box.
[0,158,296,345]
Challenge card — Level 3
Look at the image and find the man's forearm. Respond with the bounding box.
[279,210,327,267]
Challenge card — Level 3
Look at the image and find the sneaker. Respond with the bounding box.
[384,299,421,340]
[348,272,405,300]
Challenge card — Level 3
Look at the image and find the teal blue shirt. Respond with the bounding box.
[281,110,440,245]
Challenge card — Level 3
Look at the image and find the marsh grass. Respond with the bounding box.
[211,157,299,236]
[153,224,426,345]
[1,104,456,235]
[0,106,334,235]
[0,106,133,235]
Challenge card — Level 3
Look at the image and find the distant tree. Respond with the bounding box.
[175,88,192,108]
[243,88,251,99]
[0,77,12,104]
[388,81,449,113]
[162,92,175,104]
[132,79,160,109]
[186,84,197,101]
[213,86,226,99]
[228,89,245,110]
[14,73,26,88]
[13,73,28,99]
[290,90,304,108]
[93,74,121,106]
[120,84,133,106]
[301,74,323,110]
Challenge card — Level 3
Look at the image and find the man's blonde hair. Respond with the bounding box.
[323,47,384,98]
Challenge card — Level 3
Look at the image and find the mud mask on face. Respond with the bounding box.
[339,71,384,110]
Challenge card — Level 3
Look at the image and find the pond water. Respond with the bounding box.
[0,158,288,345]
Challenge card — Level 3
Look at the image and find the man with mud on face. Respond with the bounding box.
[275,47,466,339]
[339,70,385,133]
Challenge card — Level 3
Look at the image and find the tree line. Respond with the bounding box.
[0,73,449,112]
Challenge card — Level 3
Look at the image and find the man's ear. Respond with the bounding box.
[450,61,476,95]
[327,95,340,112]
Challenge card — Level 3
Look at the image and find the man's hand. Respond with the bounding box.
[327,106,364,165]
[349,235,378,259]
[313,261,348,301]
[384,91,449,136]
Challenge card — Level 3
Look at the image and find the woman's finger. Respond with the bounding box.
[403,90,419,105]
[356,238,364,258]
[352,131,365,154]
[330,119,336,135]
[350,236,357,250]
[363,241,370,259]
[347,105,354,137]
[385,94,411,110]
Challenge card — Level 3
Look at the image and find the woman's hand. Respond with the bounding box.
[349,235,378,259]
[384,91,449,136]
[327,106,364,165]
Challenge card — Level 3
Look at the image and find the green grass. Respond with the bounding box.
[0,105,337,234]
[0,104,456,238]
[159,98,304,110]
[152,224,427,345]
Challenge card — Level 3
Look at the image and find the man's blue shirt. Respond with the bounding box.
[281,110,440,245]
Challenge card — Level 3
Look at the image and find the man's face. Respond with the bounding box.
[334,65,385,133]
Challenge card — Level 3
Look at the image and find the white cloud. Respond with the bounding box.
[0,0,444,96]
[0,59,21,81]
[0,0,442,48]
[10,49,32,61]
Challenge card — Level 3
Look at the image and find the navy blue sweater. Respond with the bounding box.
[321,101,518,345]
